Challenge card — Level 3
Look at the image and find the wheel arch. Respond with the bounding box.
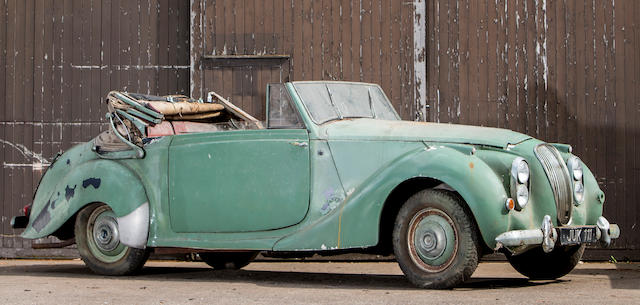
[22,159,150,249]
[376,177,488,255]
[371,146,511,252]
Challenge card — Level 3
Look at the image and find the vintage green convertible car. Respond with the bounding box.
[12,81,619,288]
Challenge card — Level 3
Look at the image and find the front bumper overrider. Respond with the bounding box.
[495,215,620,254]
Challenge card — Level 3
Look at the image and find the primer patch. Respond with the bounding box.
[82,177,101,189]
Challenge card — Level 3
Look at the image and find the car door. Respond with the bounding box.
[168,127,310,233]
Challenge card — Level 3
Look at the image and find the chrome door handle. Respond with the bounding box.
[290,141,308,147]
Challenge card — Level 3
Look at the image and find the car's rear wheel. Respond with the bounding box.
[506,244,585,280]
[393,189,479,289]
[199,252,259,270]
[75,203,149,275]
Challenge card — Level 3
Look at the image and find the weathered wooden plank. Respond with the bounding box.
[593,0,606,182]
[360,0,372,82]
[379,0,391,108]
[486,0,498,127]
[13,0,25,123]
[0,0,5,123]
[554,0,567,143]
[148,0,159,94]
[100,0,112,115]
[157,0,169,95]
[399,0,412,119]
[495,0,507,128]
[50,0,62,124]
[574,0,586,155]
[545,0,557,142]
[438,0,450,123]
[623,0,638,248]
[2,125,14,247]
[33,0,44,124]
[504,0,516,131]
[524,0,537,136]
[319,0,330,80]
[90,0,102,121]
[341,0,353,82]
[300,0,312,80]
[564,0,577,148]
[245,0,256,114]
[190,0,203,98]
[165,0,177,94]
[450,0,461,124]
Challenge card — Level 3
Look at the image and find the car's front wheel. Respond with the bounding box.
[75,203,149,275]
[506,244,585,280]
[199,252,259,270]
[393,189,479,289]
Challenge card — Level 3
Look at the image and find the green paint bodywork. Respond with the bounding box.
[22,81,606,253]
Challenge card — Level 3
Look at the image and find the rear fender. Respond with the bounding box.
[22,159,149,248]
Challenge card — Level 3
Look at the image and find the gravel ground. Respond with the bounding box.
[0,259,638,304]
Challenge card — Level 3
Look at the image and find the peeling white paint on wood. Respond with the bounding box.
[0,138,50,170]
[70,64,189,70]
[413,0,427,122]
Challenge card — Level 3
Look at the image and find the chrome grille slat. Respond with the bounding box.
[535,144,573,225]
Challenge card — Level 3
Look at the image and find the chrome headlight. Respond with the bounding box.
[510,157,530,210]
[511,157,530,184]
[574,180,585,203]
[567,156,583,181]
[516,184,529,209]
[567,156,585,205]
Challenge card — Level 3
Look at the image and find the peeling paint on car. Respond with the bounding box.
[82,178,101,189]
[64,185,77,201]
[320,188,344,215]
[32,200,52,232]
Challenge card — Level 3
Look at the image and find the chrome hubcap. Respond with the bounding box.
[92,212,120,252]
[407,208,458,272]
[418,228,446,259]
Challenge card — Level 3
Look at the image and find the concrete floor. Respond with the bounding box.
[0,259,638,304]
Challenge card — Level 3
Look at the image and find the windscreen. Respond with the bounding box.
[293,82,399,124]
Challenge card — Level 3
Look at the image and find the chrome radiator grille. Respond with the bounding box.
[535,144,573,225]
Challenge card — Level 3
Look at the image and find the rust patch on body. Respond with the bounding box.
[469,162,474,169]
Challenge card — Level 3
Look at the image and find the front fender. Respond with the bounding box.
[353,144,511,249]
[274,144,510,250]
[22,156,149,248]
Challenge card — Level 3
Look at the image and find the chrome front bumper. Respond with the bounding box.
[495,215,620,254]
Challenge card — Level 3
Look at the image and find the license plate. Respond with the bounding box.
[558,226,598,246]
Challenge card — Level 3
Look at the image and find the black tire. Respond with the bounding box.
[199,252,259,270]
[506,244,585,280]
[393,189,479,289]
[75,203,150,275]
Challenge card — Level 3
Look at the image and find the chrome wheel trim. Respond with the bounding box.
[407,208,458,273]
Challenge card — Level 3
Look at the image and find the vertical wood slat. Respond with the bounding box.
[0,0,6,248]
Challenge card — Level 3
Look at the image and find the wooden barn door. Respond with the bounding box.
[198,57,290,122]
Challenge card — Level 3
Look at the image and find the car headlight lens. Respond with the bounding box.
[516,184,529,209]
[510,157,530,211]
[567,156,585,205]
[511,157,530,184]
[574,180,585,203]
[568,156,583,181]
